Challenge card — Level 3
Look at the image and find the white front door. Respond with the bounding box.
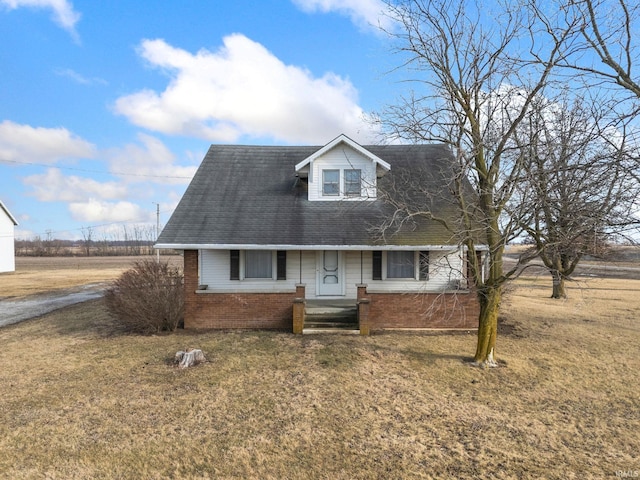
[317,250,343,296]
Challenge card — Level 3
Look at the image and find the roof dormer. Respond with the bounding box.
[295,134,391,202]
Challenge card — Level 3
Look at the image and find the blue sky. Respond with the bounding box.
[0,0,399,241]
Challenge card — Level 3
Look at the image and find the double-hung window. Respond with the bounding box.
[344,169,361,196]
[322,170,340,196]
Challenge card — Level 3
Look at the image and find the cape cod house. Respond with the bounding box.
[0,200,18,273]
[156,135,482,333]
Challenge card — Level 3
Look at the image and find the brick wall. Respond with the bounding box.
[366,291,479,330]
[183,250,294,330]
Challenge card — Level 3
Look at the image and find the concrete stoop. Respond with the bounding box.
[303,303,359,334]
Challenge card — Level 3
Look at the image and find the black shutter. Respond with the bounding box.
[277,250,286,280]
[372,251,382,280]
[419,251,429,280]
[230,250,240,280]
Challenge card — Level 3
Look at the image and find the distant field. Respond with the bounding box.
[0,270,638,478]
[0,255,182,299]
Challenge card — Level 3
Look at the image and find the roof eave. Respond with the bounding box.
[0,200,18,226]
[154,243,481,251]
[294,134,391,173]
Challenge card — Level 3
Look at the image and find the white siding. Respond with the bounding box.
[308,146,377,201]
[201,250,295,292]
[199,248,466,298]
[0,210,15,273]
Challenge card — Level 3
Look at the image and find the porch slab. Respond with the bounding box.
[305,299,357,309]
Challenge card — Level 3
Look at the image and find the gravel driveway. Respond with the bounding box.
[0,283,106,328]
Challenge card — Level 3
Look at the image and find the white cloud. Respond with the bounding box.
[23,168,128,202]
[69,199,151,224]
[14,228,36,240]
[114,35,378,144]
[106,133,197,185]
[0,120,95,164]
[54,68,107,86]
[0,0,80,37]
[292,0,392,31]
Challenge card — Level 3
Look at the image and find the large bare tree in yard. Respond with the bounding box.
[514,93,638,298]
[379,0,575,366]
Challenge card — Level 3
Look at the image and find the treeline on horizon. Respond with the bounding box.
[14,238,177,257]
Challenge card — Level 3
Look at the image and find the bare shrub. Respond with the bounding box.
[104,260,184,333]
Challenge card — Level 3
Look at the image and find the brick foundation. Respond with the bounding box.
[365,290,479,330]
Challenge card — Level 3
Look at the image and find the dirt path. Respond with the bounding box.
[0,283,106,328]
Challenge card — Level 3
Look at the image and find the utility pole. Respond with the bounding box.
[153,202,160,263]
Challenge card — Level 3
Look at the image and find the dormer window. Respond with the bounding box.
[344,169,361,196]
[295,134,391,202]
[322,169,362,197]
[322,170,340,196]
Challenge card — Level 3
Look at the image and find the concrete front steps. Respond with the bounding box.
[302,300,359,334]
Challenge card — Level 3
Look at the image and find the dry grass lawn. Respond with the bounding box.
[0,273,638,479]
[0,256,182,298]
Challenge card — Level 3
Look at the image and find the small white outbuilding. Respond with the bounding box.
[0,200,18,273]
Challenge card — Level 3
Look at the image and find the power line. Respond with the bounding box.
[0,158,193,179]
[16,209,175,239]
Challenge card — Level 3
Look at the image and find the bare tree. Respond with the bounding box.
[80,226,93,257]
[379,0,576,366]
[564,0,640,100]
[513,92,638,298]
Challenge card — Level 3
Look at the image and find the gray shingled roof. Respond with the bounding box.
[157,143,464,248]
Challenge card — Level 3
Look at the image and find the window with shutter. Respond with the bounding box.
[419,251,429,280]
[230,250,240,280]
[277,251,286,280]
[372,251,382,280]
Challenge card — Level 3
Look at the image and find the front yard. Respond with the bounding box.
[0,276,638,479]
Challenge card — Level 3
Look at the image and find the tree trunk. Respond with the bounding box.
[473,286,501,367]
[551,271,567,299]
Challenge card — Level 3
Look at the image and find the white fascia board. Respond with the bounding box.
[294,134,391,173]
[0,200,18,226]
[155,243,469,251]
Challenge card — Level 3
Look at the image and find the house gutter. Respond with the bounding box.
[155,243,489,251]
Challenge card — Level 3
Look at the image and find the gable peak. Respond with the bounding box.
[294,134,391,173]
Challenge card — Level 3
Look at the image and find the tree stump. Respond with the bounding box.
[175,349,206,368]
